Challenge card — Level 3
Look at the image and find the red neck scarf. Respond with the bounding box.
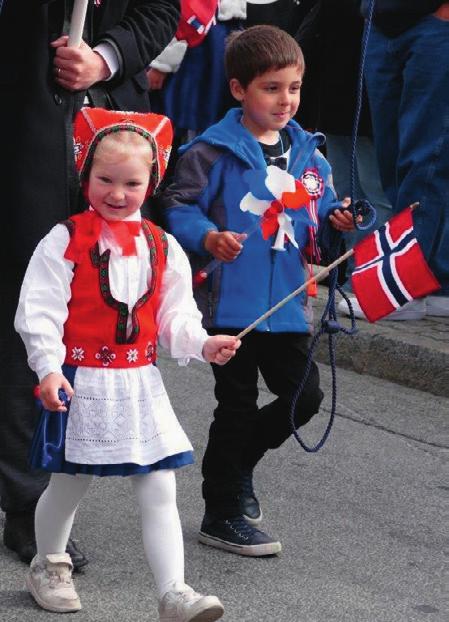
[64,210,141,263]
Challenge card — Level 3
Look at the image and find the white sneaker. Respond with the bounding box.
[337,297,426,321]
[426,295,449,317]
[26,553,81,612]
[159,582,224,622]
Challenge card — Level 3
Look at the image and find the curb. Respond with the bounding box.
[312,288,449,398]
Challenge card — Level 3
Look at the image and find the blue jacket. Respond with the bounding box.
[162,108,341,333]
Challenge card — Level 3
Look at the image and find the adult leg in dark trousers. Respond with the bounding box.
[201,331,323,548]
[0,272,87,570]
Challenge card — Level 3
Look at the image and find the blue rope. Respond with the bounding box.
[289,0,376,453]
[289,273,357,452]
[350,0,377,231]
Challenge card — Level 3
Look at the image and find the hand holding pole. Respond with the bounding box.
[193,221,260,287]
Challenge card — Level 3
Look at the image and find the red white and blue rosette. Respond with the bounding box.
[240,165,312,251]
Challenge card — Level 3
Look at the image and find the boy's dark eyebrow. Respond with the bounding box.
[259,79,302,86]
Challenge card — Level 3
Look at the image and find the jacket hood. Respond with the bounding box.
[179,108,325,169]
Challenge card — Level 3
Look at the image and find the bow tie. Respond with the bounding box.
[64,211,142,263]
[264,155,288,170]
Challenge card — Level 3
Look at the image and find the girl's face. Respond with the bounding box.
[88,150,151,221]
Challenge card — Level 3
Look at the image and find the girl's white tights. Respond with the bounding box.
[34,469,184,598]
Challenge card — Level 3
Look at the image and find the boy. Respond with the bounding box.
[161,25,355,556]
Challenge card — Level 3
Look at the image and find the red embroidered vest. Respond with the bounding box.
[63,214,167,369]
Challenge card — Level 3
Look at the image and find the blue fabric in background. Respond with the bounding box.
[156,21,241,133]
[364,17,449,295]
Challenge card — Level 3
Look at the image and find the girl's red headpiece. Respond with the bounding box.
[73,107,173,197]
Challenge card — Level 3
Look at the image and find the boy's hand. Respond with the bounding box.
[202,335,241,365]
[39,372,74,412]
[329,197,362,232]
[204,231,247,262]
[51,36,111,91]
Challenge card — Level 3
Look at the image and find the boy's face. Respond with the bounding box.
[88,151,151,221]
[230,64,302,142]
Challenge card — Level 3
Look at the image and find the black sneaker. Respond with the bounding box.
[239,473,263,526]
[198,514,281,557]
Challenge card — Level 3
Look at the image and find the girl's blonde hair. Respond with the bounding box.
[93,130,154,168]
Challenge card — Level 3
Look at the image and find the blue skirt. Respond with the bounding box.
[29,365,194,477]
[154,21,242,133]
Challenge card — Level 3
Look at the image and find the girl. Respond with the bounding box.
[14,107,239,621]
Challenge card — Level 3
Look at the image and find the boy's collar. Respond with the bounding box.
[180,108,325,171]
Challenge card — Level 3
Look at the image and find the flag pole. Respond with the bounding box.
[68,0,89,47]
[235,202,421,340]
[236,248,354,340]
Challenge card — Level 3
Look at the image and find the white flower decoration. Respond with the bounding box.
[126,349,139,363]
[71,347,85,361]
[240,165,300,251]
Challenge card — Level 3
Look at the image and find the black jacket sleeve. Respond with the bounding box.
[99,0,180,83]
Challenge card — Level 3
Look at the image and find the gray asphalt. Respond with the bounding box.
[1,353,448,622]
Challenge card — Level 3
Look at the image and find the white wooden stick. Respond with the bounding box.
[236,248,355,340]
[68,0,89,47]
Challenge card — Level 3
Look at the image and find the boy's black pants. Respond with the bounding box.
[202,330,323,518]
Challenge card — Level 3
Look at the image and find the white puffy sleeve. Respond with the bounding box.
[156,233,208,363]
[150,37,189,73]
[14,224,74,382]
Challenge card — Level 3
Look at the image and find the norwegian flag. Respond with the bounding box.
[351,206,440,322]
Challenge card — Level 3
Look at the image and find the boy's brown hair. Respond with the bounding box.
[225,25,305,88]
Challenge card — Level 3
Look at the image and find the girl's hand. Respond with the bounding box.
[39,373,74,412]
[202,336,241,365]
[51,36,111,91]
[204,231,247,262]
[329,197,362,232]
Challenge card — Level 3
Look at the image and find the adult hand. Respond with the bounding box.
[147,67,168,90]
[202,336,241,365]
[204,231,247,262]
[39,372,74,412]
[51,35,111,91]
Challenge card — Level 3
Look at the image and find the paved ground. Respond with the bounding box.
[1,343,448,622]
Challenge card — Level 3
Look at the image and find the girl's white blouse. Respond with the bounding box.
[14,216,209,466]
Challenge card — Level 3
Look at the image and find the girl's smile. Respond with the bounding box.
[87,154,151,221]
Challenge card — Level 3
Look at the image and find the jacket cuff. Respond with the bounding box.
[93,41,120,81]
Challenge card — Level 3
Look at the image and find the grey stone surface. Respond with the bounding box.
[313,287,449,398]
[1,356,448,622]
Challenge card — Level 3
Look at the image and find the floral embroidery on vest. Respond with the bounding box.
[95,345,117,367]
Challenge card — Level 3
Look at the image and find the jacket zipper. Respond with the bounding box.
[267,249,276,331]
